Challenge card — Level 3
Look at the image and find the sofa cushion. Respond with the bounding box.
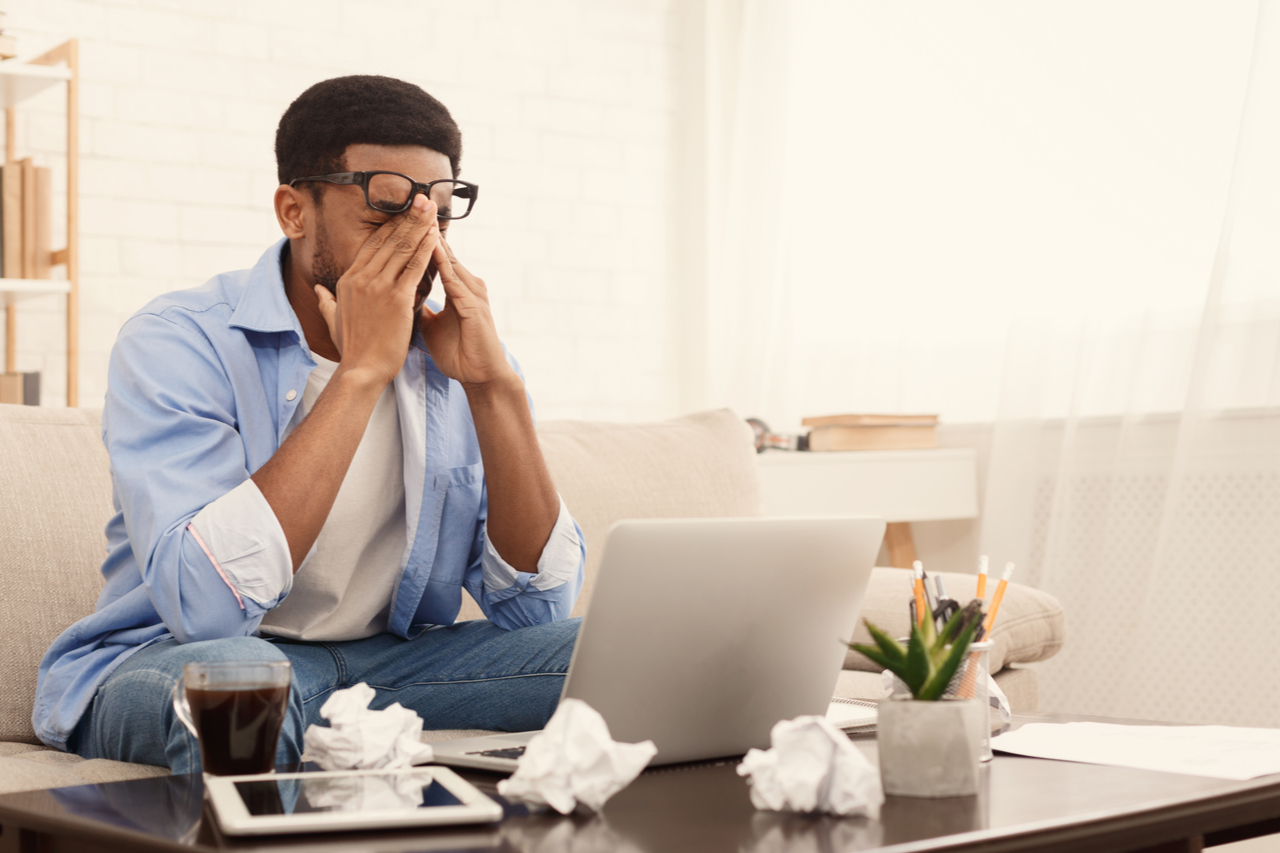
[0,405,113,745]
[844,567,1065,675]
[458,408,761,620]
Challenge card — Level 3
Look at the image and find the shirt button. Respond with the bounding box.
[286,390,297,401]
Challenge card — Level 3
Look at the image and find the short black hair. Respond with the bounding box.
[275,75,462,190]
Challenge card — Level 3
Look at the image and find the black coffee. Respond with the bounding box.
[187,684,289,776]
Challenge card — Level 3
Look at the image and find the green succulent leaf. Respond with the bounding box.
[916,614,983,701]
[864,620,907,666]
[919,605,938,647]
[903,620,932,695]
[937,609,962,645]
[847,643,896,673]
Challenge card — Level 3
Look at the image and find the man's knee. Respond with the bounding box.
[518,616,581,669]
[114,635,287,680]
[166,635,290,667]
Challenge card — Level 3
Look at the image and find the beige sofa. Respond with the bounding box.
[0,404,1064,794]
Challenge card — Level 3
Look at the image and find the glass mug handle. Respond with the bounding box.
[171,672,198,738]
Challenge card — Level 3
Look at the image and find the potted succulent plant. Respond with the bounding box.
[849,600,986,798]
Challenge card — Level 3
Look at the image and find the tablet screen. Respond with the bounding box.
[234,772,462,816]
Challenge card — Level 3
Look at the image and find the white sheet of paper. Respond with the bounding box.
[992,722,1280,780]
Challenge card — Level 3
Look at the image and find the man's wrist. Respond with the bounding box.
[331,363,395,397]
[462,369,524,408]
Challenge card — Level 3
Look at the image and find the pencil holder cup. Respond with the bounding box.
[889,640,994,762]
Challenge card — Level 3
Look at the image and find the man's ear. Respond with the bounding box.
[274,185,309,239]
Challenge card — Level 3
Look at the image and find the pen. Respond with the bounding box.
[976,555,989,601]
[981,562,1015,638]
[911,561,928,628]
[932,575,958,630]
[919,562,938,616]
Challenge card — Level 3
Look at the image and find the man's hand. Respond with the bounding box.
[314,194,440,386]
[416,237,558,572]
[419,235,518,390]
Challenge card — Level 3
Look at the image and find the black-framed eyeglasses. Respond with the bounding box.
[288,171,479,220]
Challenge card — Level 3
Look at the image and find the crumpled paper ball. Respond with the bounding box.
[736,716,883,816]
[496,698,657,815]
[302,682,434,770]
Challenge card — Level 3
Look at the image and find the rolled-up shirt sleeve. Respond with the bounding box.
[188,478,293,616]
[473,495,586,629]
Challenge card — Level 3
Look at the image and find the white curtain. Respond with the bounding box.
[697,0,1255,429]
[987,0,1280,726]
[700,0,796,424]
[699,0,1280,724]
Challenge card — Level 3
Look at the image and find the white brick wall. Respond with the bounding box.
[2,0,681,421]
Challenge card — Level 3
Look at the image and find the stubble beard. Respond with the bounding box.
[310,216,344,297]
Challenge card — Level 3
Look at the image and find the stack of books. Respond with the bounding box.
[0,146,53,405]
[802,414,939,452]
[1,157,53,280]
[0,16,15,61]
[0,371,37,405]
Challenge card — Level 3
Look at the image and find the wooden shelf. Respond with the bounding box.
[0,62,71,110]
[1,278,71,307]
[1,40,77,406]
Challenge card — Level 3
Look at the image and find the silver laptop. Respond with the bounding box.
[431,516,885,772]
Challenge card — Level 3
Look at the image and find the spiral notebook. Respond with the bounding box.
[826,698,878,733]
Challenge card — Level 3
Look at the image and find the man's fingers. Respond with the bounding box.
[352,204,407,266]
[315,284,335,323]
[366,194,436,275]
[314,285,343,355]
[437,236,488,301]
[398,218,441,290]
[431,235,470,302]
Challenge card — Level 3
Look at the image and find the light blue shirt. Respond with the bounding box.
[33,239,586,750]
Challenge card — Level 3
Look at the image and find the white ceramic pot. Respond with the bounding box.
[877,698,982,798]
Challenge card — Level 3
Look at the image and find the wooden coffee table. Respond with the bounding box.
[3,714,1279,853]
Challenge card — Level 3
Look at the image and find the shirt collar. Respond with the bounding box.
[228,238,306,335]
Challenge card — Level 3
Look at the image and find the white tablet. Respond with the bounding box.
[204,766,504,836]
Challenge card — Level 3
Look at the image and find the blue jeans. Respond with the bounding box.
[72,618,580,775]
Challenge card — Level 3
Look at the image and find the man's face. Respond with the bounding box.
[307,143,453,317]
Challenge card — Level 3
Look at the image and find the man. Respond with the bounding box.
[32,75,585,773]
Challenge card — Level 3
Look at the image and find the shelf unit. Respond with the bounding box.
[757,447,979,567]
[0,40,78,406]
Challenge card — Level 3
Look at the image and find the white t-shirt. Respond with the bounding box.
[258,354,407,640]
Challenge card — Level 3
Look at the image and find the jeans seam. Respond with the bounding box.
[301,687,339,708]
[318,642,348,686]
[122,667,181,683]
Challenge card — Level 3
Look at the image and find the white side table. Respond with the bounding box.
[756,448,979,567]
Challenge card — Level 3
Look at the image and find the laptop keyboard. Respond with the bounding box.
[467,746,527,760]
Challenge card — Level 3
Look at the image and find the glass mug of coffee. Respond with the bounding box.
[171,660,291,776]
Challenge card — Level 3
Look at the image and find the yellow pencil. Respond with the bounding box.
[982,562,1015,637]
[976,555,989,601]
[912,560,928,627]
